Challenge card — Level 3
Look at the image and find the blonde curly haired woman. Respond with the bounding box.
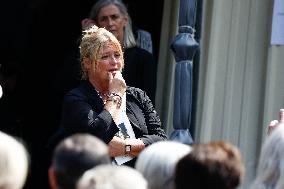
[55,25,167,167]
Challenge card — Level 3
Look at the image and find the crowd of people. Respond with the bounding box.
[2,117,284,189]
[1,0,284,189]
[1,106,284,189]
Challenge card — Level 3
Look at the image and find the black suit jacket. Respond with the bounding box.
[58,80,167,145]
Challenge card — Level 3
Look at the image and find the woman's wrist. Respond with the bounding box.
[106,92,122,108]
[125,138,145,157]
[104,99,121,124]
[124,139,131,155]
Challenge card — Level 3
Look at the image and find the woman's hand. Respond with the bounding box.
[126,138,145,157]
[108,137,145,157]
[104,71,126,124]
[108,71,126,96]
[267,120,279,135]
[81,18,96,30]
[108,136,125,157]
[125,138,145,157]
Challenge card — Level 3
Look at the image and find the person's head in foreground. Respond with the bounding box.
[135,141,192,189]
[174,140,245,189]
[48,133,111,189]
[76,164,147,189]
[0,131,29,189]
[251,125,284,189]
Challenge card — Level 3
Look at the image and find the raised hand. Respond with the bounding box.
[267,120,279,135]
[81,18,96,30]
[108,71,126,96]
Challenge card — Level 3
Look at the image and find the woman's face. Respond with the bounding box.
[87,42,123,84]
[96,4,127,44]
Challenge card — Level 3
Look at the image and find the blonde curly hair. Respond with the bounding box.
[79,25,124,80]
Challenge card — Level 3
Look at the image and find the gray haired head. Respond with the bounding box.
[0,131,29,189]
[135,141,192,189]
[89,0,136,49]
[77,165,147,189]
[251,125,284,189]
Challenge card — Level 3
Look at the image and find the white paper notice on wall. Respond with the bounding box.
[271,0,284,45]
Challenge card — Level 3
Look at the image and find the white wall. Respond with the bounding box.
[157,0,284,188]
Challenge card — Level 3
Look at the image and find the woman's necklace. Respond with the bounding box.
[95,89,109,104]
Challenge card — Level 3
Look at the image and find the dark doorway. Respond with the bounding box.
[124,0,164,62]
